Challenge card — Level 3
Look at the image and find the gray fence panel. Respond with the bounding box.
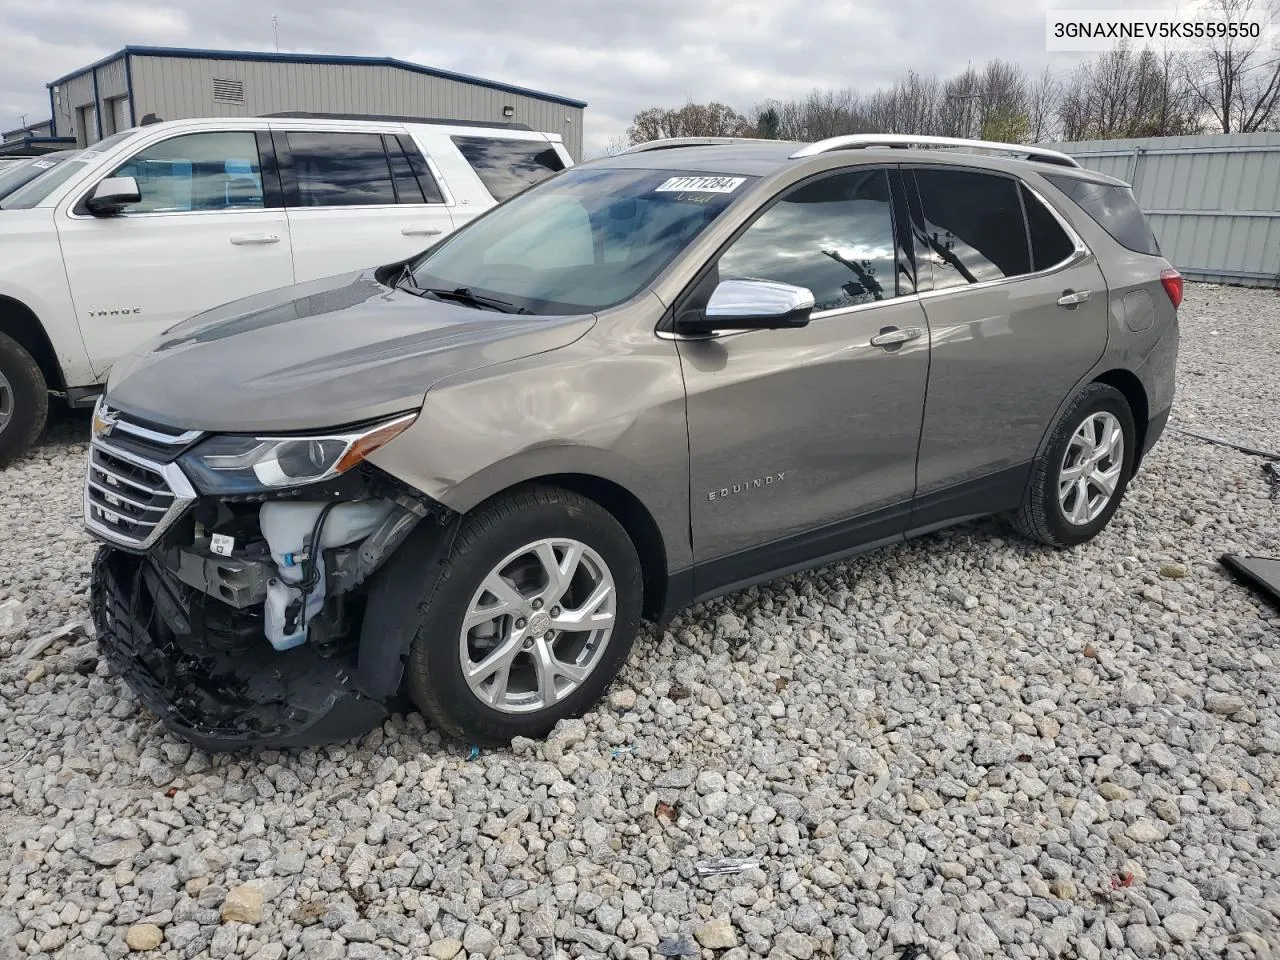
[1046,133,1280,286]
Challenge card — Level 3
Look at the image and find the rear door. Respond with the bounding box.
[55,127,294,374]
[906,165,1109,510]
[275,126,455,282]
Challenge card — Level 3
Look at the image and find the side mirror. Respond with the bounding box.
[676,278,814,336]
[85,176,141,217]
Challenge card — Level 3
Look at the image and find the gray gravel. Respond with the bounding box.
[2,282,1279,960]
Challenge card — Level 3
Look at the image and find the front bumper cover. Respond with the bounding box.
[91,547,388,752]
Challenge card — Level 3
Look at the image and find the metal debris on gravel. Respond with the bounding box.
[1,282,1278,959]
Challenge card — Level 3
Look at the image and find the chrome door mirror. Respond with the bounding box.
[85,176,141,217]
[677,278,815,335]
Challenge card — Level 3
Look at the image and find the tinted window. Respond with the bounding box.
[1044,174,1160,256]
[913,169,1030,288]
[387,136,444,204]
[451,136,566,201]
[717,169,896,311]
[109,132,263,213]
[287,132,396,207]
[410,167,750,314]
[1021,184,1076,270]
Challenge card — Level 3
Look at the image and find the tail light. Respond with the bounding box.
[1160,268,1184,309]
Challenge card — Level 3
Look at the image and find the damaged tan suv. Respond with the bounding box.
[86,135,1180,750]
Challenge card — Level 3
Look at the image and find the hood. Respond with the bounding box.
[106,270,595,432]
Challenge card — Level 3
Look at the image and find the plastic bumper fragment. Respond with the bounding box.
[91,546,387,751]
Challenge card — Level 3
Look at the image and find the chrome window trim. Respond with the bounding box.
[83,438,197,550]
[910,174,1094,300]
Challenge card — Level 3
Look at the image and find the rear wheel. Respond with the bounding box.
[403,485,642,745]
[0,332,49,468]
[1013,382,1136,547]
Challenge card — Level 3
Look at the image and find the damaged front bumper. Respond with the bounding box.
[92,547,390,751]
[85,412,452,751]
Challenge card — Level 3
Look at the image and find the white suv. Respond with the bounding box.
[0,114,573,464]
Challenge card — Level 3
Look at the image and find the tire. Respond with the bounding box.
[1012,382,1136,548]
[401,485,643,746]
[0,331,49,469]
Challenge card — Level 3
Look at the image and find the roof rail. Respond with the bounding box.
[262,112,534,131]
[623,136,789,154]
[790,134,1080,168]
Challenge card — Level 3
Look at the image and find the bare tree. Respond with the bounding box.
[977,60,1030,142]
[1027,67,1061,142]
[1058,47,1198,140]
[625,101,750,145]
[1185,0,1280,132]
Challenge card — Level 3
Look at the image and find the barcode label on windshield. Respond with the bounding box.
[655,176,745,193]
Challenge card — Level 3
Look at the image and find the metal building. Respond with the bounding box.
[39,46,587,159]
[1050,132,1280,287]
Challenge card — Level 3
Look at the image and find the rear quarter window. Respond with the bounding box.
[451,136,566,201]
[1044,174,1160,256]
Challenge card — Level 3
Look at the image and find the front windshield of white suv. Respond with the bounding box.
[406,166,755,314]
[1,132,132,209]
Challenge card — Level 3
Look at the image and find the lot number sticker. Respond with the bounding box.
[655,176,745,193]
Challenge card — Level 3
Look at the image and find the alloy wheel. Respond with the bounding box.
[459,537,617,714]
[1059,411,1125,526]
[0,367,12,433]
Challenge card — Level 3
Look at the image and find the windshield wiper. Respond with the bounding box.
[421,286,529,314]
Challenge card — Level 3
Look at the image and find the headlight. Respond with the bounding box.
[180,412,417,494]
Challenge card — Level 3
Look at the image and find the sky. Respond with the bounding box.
[0,0,1135,155]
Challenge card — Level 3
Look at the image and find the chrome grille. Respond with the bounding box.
[84,437,197,549]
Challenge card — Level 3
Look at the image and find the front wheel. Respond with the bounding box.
[0,331,49,468]
[402,485,642,745]
[1012,382,1136,548]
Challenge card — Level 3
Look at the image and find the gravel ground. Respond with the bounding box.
[1,282,1278,960]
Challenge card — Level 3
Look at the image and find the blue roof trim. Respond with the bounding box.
[47,46,588,110]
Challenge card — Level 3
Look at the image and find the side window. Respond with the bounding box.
[450,136,566,202]
[386,136,444,204]
[110,132,263,214]
[718,169,897,311]
[912,168,1030,288]
[285,132,397,207]
[1043,174,1160,256]
[396,135,445,204]
[1021,184,1076,270]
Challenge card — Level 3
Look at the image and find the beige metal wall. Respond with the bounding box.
[50,56,129,145]
[129,56,585,158]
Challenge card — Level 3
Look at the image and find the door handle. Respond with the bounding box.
[1057,289,1091,307]
[870,326,923,348]
[401,226,444,236]
[229,234,281,245]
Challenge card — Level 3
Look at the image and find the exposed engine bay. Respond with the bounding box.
[90,445,456,751]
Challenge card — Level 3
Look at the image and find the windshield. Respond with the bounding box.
[1,132,132,209]
[407,167,755,314]
[0,153,76,201]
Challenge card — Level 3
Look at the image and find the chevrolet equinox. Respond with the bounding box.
[85,134,1180,750]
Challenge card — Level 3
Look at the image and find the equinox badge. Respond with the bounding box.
[707,472,787,501]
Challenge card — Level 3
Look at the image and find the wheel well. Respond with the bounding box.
[0,296,63,391]
[1094,368,1149,462]
[523,473,669,622]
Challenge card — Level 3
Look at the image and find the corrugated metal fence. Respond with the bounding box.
[1048,133,1280,287]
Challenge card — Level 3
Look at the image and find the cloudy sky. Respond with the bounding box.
[1,0,1132,154]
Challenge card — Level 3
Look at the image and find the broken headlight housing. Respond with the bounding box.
[179,412,417,494]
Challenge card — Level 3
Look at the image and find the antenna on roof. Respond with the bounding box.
[272,15,280,53]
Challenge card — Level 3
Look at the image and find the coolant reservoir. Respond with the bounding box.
[260,501,394,650]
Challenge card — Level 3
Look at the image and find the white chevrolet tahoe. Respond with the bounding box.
[0,114,573,465]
